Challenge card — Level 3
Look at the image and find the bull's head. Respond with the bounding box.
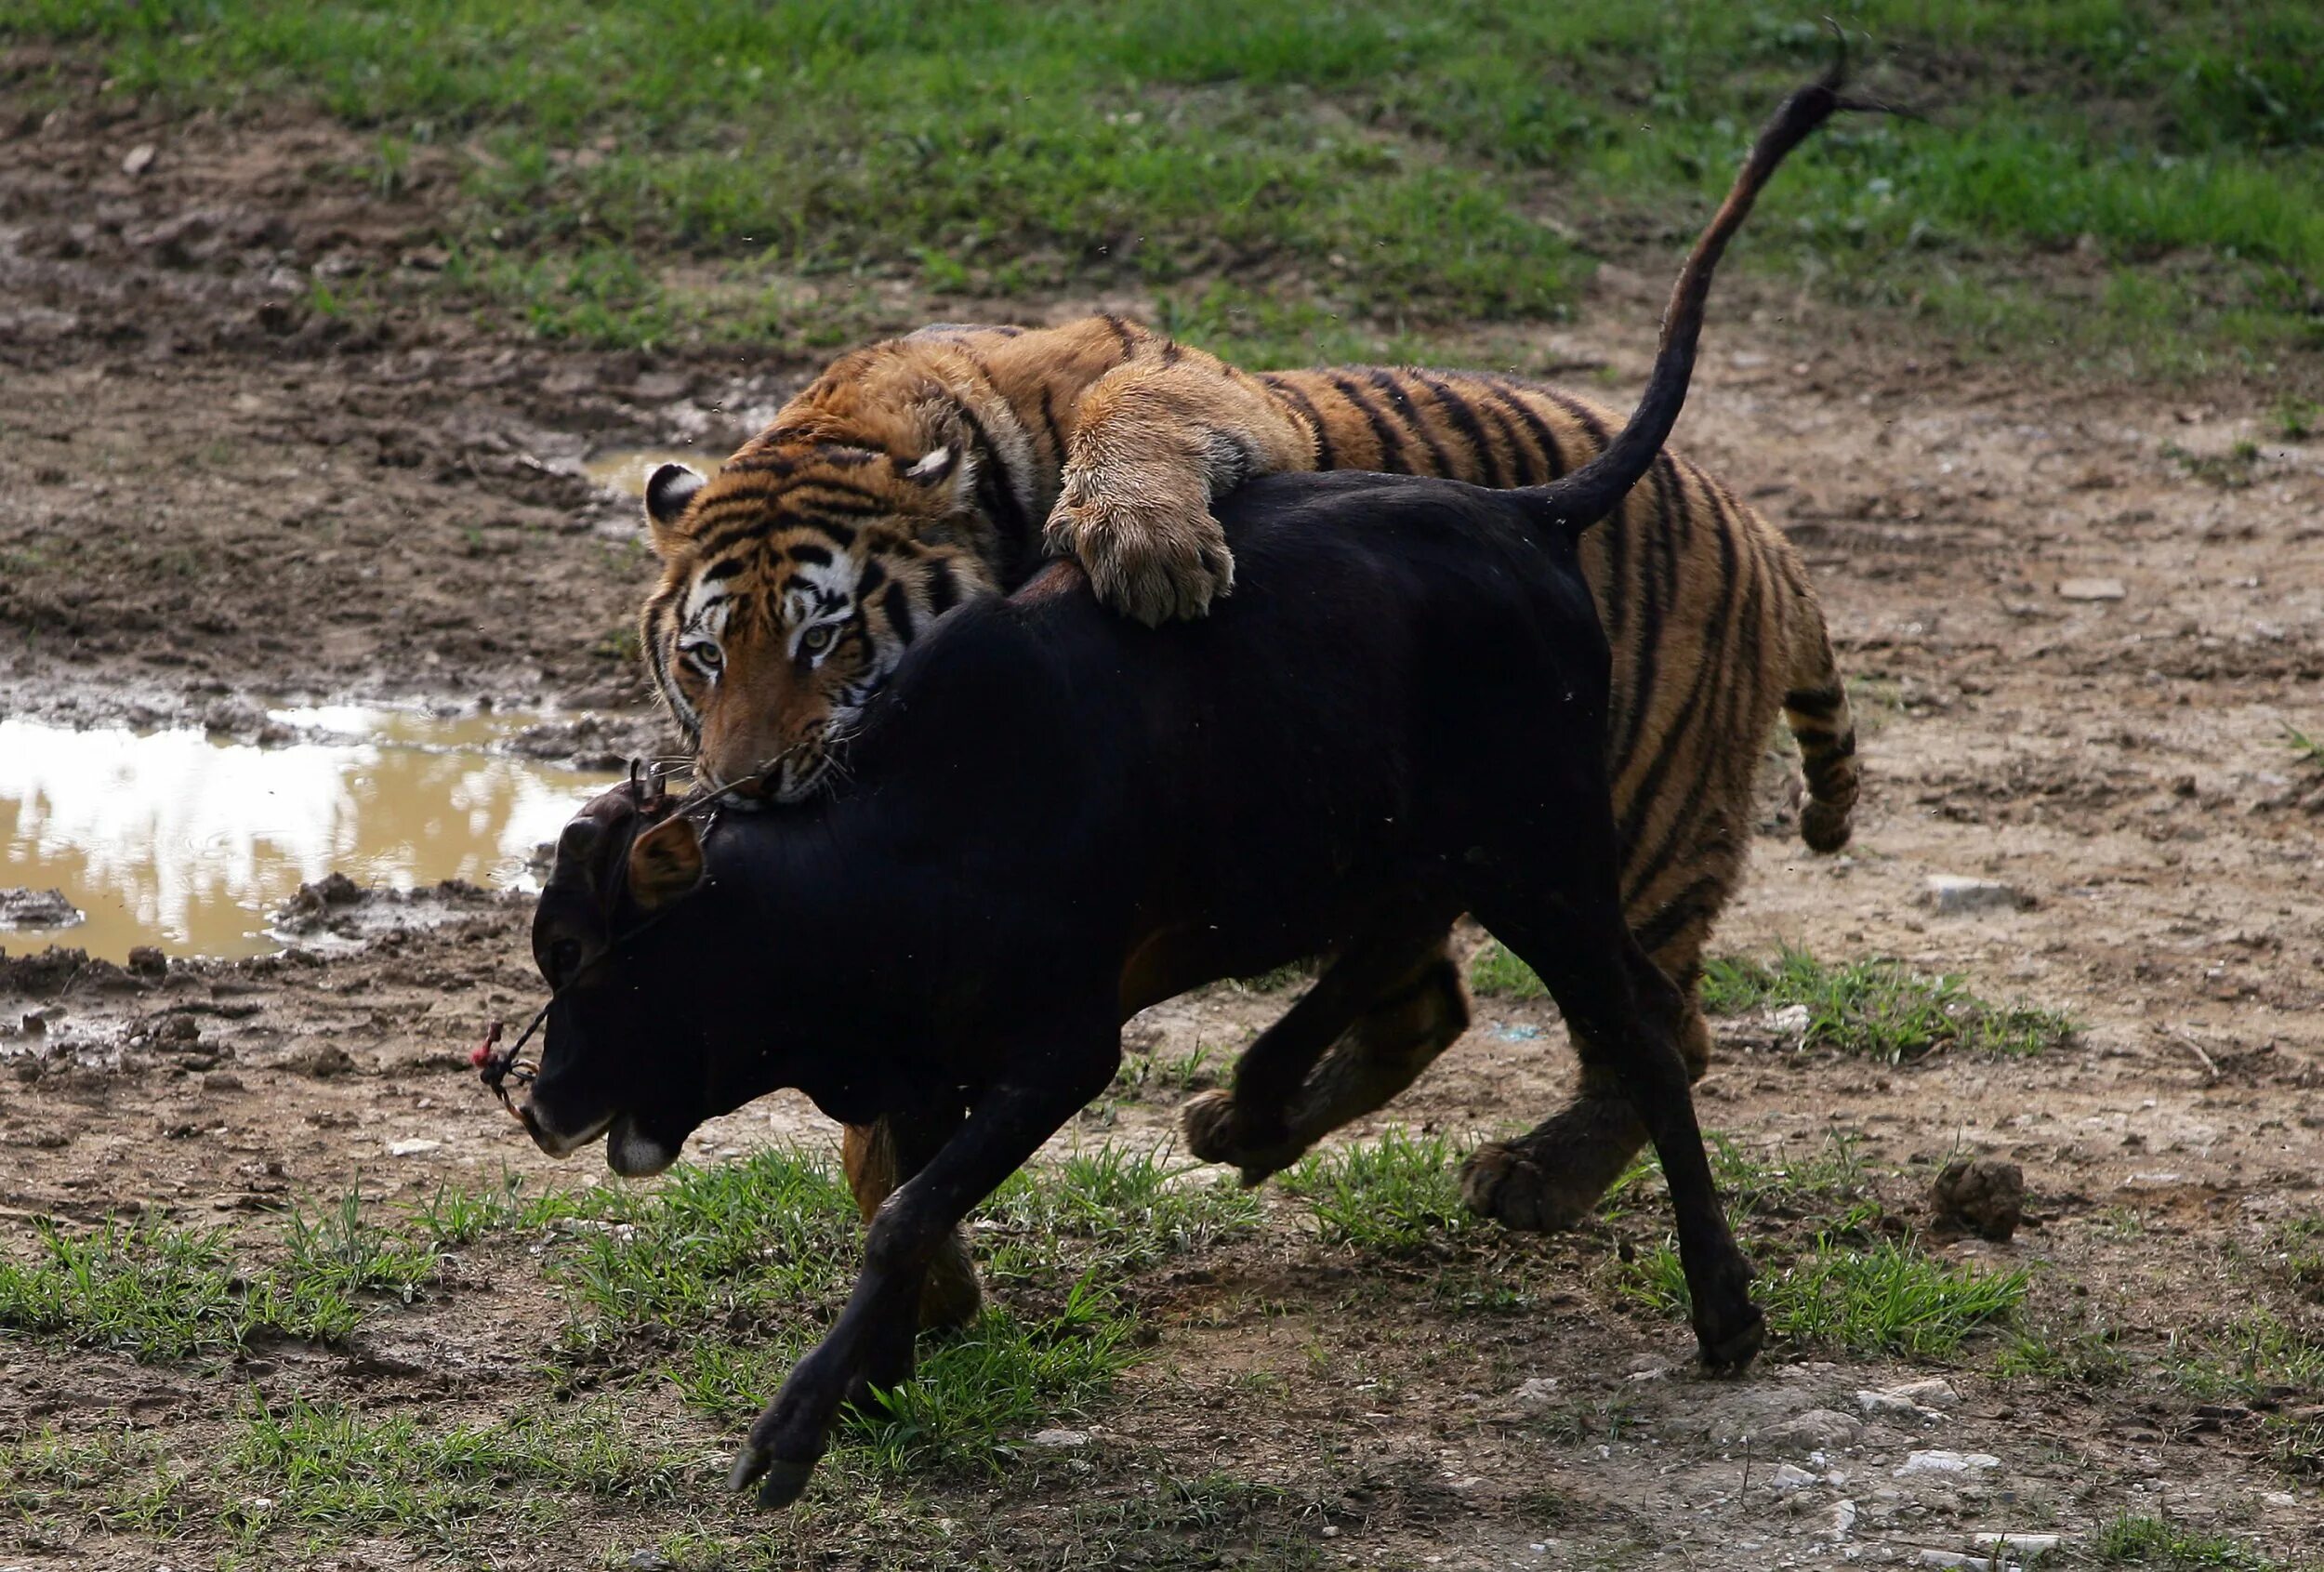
[520,782,714,1177]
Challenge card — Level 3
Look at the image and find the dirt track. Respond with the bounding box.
[4,87,2322,1571]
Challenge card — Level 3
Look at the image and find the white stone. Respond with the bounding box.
[1896,1450,2000,1478]
[1512,1377,1563,1411]
[1924,876,2023,915]
[1028,1428,1090,1448]
[2056,577,2126,601]
[122,143,156,176]
[1766,1408,1866,1451]
[1856,1390,1940,1422]
[2262,1491,2298,1508]
[1971,1532,2061,1559]
[1831,1499,1858,1539]
[1881,1378,1961,1409]
[1770,1003,1813,1036]
[1770,1463,1818,1494]
[387,1138,442,1156]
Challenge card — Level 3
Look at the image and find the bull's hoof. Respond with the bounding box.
[1459,1141,1599,1233]
[1181,1090,1303,1187]
[751,1457,816,1509]
[1695,1302,1767,1375]
[730,1443,816,1508]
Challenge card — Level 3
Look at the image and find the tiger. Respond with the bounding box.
[638,313,1860,1326]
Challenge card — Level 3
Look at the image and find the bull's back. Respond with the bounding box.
[1258,366,1815,960]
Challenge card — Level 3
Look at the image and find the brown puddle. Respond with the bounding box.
[583,444,716,499]
[0,708,620,963]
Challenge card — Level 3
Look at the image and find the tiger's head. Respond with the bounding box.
[639,429,1005,804]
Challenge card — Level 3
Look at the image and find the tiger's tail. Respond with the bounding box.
[1518,41,1865,542]
[1782,612,1860,852]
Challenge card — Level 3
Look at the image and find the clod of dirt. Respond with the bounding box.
[282,873,364,918]
[127,945,167,978]
[285,1045,358,1079]
[0,889,82,930]
[1931,1156,2026,1242]
[0,947,125,997]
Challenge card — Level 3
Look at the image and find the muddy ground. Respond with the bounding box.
[3,85,2322,1572]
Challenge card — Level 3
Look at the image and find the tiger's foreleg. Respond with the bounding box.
[1047,359,1315,626]
[840,1116,984,1330]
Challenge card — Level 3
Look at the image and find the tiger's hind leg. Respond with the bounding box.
[842,1117,983,1331]
[1183,930,1467,1185]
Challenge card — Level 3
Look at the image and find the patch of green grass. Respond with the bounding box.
[228,1395,688,1545]
[2288,725,2324,768]
[980,1146,1261,1280]
[2093,1514,2284,1570]
[1610,1131,2024,1355]
[1467,940,1549,1002]
[2163,1311,2324,1405]
[2274,395,2320,441]
[1699,947,2074,1062]
[1625,1230,2028,1357]
[0,1426,190,1537]
[1282,1128,1472,1256]
[19,2,2324,374]
[282,1190,440,1305]
[0,1212,380,1358]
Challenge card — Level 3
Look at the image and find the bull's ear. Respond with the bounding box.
[627,813,706,909]
[644,463,706,554]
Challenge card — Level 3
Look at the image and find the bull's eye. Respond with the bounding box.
[681,639,723,676]
[548,936,585,986]
[799,623,838,657]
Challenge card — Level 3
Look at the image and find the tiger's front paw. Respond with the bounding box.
[1045,486,1235,627]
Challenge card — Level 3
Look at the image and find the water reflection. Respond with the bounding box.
[0,715,618,962]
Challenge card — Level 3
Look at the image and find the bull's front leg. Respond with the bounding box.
[731,1024,1121,1509]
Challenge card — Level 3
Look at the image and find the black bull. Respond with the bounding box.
[513,66,1859,1507]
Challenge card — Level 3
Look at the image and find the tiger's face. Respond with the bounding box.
[639,443,997,804]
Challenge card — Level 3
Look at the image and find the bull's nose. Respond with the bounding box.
[518,1102,610,1158]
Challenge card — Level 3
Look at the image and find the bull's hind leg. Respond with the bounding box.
[1183,928,1466,1186]
[1461,879,1762,1370]
[1492,809,1745,1230]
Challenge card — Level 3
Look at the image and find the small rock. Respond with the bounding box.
[1932,1158,2025,1242]
[1916,1552,1984,1571]
[1763,1408,1864,1452]
[1028,1428,1090,1449]
[286,1045,357,1079]
[1831,1499,1858,1539]
[1882,1378,1961,1410]
[2262,1491,2298,1509]
[1971,1532,2061,1559]
[1857,1390,1941,1423]
[0,889,82,930]
[1896,1450,2000,1478]
[121,142,155,176]
[388,1138,442,1157]
[1923,875,2025,916]
[1511,1377,1564,1413]
[1770,1463,1818,1494]
[2056,577,2126,601]
[625,1552,673,1572]
[1769,1002,1813,1037]
[158,1014,201,1045]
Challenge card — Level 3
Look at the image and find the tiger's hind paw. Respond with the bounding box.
[1181,1090,1305,1187]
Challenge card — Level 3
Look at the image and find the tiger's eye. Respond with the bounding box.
[800,624,836,655]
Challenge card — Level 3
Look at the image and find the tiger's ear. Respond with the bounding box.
[627,814,705,909]
[897,443,978,509]
[644,463,706,554]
